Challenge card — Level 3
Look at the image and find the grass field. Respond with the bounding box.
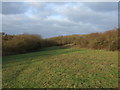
[3,46,118,88]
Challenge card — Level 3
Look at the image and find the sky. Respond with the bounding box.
[1,2,118,38]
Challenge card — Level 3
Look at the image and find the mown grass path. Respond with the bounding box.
[3,46,118,88]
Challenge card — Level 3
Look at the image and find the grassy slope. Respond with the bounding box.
[3,46,118,88]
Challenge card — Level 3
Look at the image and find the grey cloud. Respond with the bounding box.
[85,2,118,12]
[2,13,112,38]
[2,2,29,15]
[2,2,118,38]
[0,2,2,13]
[61,3,117,29]
[2,2,58,17]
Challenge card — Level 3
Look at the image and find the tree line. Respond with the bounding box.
[2,28,120,56]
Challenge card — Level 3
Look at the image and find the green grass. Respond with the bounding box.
[3,46,118,88]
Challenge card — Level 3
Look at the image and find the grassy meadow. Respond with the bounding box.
[3,46,118,88]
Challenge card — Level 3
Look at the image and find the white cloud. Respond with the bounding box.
[2,2,118,38]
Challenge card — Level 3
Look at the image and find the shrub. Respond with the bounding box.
[2,34,42,55]
[2,28,119,56]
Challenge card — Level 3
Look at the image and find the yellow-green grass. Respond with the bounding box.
[3,46,118,88]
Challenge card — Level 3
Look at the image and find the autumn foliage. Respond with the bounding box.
[2,29,119,56]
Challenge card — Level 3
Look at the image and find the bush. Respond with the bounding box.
[2,34,42,55]
[48,29,119,51]
[2,28,119,56]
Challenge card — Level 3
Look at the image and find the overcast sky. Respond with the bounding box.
[1,2,118,38]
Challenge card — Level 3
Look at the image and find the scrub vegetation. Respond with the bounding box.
[2,29,119,56]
